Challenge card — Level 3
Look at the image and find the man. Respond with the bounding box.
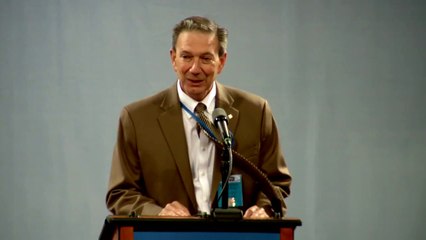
[106,16,291,219]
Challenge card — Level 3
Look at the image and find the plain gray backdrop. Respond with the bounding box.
[1,0,425,239]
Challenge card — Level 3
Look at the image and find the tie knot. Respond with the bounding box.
[194,103,207,114]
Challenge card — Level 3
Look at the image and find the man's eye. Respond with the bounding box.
[201,57,212,62]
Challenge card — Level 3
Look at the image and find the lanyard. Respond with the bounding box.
[180,102,217,141]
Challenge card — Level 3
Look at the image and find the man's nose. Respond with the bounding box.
[189,59,202,74]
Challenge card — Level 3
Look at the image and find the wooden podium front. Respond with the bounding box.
[99,215,302,240]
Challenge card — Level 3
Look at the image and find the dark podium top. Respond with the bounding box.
[100,215,302,240]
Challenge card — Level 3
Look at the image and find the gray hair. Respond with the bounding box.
[172,16,228,57]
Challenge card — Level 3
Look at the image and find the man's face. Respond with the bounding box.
[170,31,227,101]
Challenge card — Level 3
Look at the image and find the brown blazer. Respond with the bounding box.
[106,81,291,216]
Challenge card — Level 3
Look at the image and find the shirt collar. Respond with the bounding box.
[177,80,216,119]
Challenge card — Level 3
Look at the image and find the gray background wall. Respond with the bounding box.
[1,0,425,239]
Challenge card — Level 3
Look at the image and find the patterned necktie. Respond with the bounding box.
[194,103,220,141]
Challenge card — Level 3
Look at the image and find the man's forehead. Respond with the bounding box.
[177,31,218,45]
[175,31,219,54]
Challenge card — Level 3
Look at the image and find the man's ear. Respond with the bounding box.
[217,52,228,74]
[170,48,177,70]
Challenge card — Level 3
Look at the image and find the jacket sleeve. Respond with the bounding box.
[256,101,292,216]
[105,107,163,216]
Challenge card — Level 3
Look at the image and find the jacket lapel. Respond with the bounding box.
[157,84,197,210]
[216,82,239,137]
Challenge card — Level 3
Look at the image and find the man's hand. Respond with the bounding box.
[158,201,191,217]
[243,205,270,219]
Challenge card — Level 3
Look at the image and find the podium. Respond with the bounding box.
[99,215,302,240]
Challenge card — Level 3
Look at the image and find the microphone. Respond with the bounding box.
[212,108,232,148]
[212,108,235,214]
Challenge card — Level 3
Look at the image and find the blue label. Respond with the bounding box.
[218,174,243,207]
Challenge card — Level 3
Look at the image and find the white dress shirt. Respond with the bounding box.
[177,80,216,214]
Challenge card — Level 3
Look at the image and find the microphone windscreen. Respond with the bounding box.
[213,108,227,120]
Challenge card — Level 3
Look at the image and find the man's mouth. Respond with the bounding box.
[187,78,203,83]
